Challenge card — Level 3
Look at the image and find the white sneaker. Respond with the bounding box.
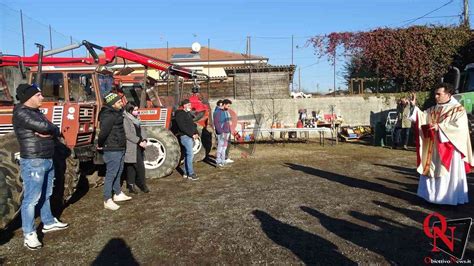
[24,232,42,250]
[42,218,69,233]
[104,199,120,210]
[225,158,234,163]
[113,192,132,202]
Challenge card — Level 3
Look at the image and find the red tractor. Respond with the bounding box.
[0,45,97,229]
[0,41,212,229]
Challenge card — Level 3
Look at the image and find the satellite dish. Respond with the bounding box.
[191,42,201,53]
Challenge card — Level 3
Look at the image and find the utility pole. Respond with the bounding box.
[291,35,294,92]
[333,50,336,97]
[49,25,53,51]
[247,36,252,99]
[463,0,470,28]
[207,38,210,96]
[20,10,25,56]
[70,36,74,57]
[298,67,301,92]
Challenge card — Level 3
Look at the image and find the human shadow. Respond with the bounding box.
[252,210,356,265]
[375,177,418,193]
[373,163,418,179]
[51,142,90,216]
[0,215,21,245]
[285,163,421,205]
[92,238,139,266]
[301,206,429,264]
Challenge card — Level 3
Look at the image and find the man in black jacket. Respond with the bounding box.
[13,84,68,250]
[98,92,131,211]
[175,99,199,180]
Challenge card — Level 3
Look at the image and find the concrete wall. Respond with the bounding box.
[211,95,398,129]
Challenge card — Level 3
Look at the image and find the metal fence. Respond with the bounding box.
[1,3,84,57]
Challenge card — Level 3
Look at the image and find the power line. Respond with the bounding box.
[401,0,455,27]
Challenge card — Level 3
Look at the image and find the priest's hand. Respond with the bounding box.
[410,92,416,106]
[430,123,439,131]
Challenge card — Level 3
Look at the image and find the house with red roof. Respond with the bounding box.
[112,43,295,99]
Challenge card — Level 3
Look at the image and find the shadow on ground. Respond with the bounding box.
[284,163,422,205]
[300,205,429,264]
[252,210,356,265]
[92,238,139,266]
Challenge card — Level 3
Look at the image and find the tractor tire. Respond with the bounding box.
[0,133,22,230]
[52,142,80,204]
[144,127,181,179]
[63,156,80,202]
[193,126,206,162]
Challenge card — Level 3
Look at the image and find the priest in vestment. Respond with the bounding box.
[410,83,473,205]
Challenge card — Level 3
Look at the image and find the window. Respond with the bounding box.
[121,85,142,106]
[98,74,114,98]
[67,73,96,102]
[32,73,65,101]
[0,74,13,103]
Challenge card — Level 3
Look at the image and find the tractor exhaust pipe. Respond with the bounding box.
[43,43,82,57]
[34,43,44,88]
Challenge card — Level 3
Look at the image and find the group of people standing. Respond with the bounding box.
[11,80,472,251]
[97,92,149,211]
[213,99,234,167]
[173,98,235,181]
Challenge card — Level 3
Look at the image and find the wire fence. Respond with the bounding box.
[0,3,85,57]
[0,4,343,93]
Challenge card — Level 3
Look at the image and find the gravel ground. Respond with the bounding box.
[0,141,473,265]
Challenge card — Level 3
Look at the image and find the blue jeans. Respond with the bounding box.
[20,158,55,235]
[103,151,125,200]
[392,127,410,147]
[216,133,230,164]
[180,135,194,176]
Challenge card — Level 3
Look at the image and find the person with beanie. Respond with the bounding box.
[98,92,132,210]
[123,102,149,194]
[175,99,199,180]
[13,83,68,250]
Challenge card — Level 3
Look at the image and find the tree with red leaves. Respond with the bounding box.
[309,26,472,92]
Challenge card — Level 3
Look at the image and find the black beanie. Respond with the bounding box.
[104,92,121,106]
[16,84,42,104]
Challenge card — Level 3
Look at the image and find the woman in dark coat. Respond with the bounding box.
[123,102,149,193]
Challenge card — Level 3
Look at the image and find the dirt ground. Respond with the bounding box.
[0,141,473,265]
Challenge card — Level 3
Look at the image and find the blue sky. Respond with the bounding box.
[0,0,470,93]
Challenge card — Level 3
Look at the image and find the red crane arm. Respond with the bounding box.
[101,46,195,79]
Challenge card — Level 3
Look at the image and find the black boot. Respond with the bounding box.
[139,184,150,193]
[127,184,139,194]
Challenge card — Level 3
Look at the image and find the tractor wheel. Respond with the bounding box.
[193,126,206,162]
[63,156,80,202]
[52,142,80,204]
[0,133,22,230]
[144,127,181,179]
